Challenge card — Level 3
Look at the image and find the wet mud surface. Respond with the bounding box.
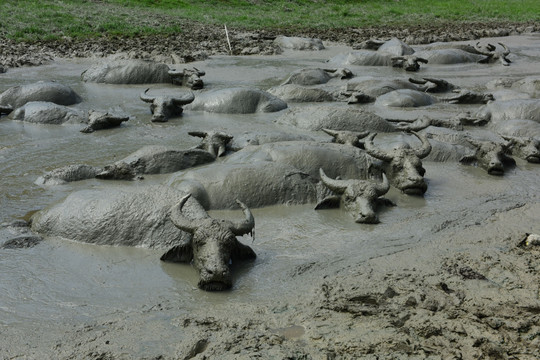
[1,28,540,359]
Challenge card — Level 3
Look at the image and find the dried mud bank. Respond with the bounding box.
[1,21,538,69]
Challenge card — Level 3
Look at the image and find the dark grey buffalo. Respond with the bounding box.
[189,130,233,157]
[140,88,195,122]
[282,68,352,86]
[168,67,205,89]
[460,138,515,175]
[30,186,254,290]
[0,81,82,111]
[9,101,86,124]
[364,132,431,195]
[475,42,511,66]
[316,168,392,224]
[502,135,540,163]
[391,55,428,72]
[322,128,369,148]
[81,59,171,84]
[164,194,256,291]
[96,146,216,180]
[187,87,287,114]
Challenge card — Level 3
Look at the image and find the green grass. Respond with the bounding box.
[1,0,538,42]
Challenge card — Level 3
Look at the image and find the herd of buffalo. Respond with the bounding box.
[1,36,539,291]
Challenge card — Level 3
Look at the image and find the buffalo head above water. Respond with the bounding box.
[140,88,194,122]
[460,138,516,175]
[364,131,431,196]
[317,168,391,224]
[162,194,256,291]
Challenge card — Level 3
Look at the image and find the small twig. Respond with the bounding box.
[224,24,232,55]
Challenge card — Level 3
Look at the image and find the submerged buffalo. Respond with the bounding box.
[163,194,256,291]
[316,168,392,224]
[460,138,516,175]
[140,88,195,122]
[30,186,254,291]
[168,67,205,90]
[0,81,82,112]
[189,130,233,157]
[502,135,540,163]
[364,132,431,195]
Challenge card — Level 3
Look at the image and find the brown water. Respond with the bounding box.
[1,34,539,356]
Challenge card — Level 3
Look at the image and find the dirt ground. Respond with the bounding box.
[1,20,538,69]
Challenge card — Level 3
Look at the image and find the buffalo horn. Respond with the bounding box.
[364,133,394,162]
[230,200,255,236]
[172,92,195,106]
[169,194,198,234]
[319,168,348,194]
[374,172,390,196]
[411,131,432,159]
[499,42,510,56]
[188,131,207,138]
[139,88,155,103]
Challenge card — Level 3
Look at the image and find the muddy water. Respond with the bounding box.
[1,35,539,355]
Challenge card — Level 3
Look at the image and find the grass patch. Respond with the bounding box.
[1,0,538,42]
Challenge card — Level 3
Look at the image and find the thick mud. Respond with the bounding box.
[1,29,539,359]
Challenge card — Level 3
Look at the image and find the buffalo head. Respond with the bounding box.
[322,128,369,148]
[140,88,194,122]
[164,194,256,291]
[391,55,428,72]
[502,135,540,164]
[168,67,206,90]
[364,131,431,196]
[475,42,511,66]
[318,168,390,224]
[460,138,516,175]
[189,130,234,157]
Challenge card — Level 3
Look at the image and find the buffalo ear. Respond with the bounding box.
[231,241,256,262]
[160,242,193,263]
[315,196,341,210]
[459,154,477,164]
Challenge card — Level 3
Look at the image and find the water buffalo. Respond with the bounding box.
[35,164,102,186]
[274,36,324,51]
[0,81,82,111]
[412,49,485,64]
[328,50,393,66]
[459,138,515,175]
[164,194,256,291]
[187,87,287,114]
[96,146,216,180]
[391,55,428,72]
[80,110,129,133]
[9,101,86,124]
[139,88,195,122]
[30,186,253,290]
[501,135,540,163]
[375,89,493,108]
[81,59,171,84]
[364,131,431,195]
[168,67,205,90]
[268,85,335,103]
[316,168,392,224]
[281,68,353,86]
[189,130,233,157]
[475,42,511,66]
[322,128,369,148]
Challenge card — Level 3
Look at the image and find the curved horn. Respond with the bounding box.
[374,172,390,196]
[364,133,394,162]
[188,131,207,138]
[193,67,205,76]
[411,131,432,159]
[474,42,491,56]
[139,88,155,103]
[500,134,522,145]
[319,168,348,194]
[322,128,338,137]
[465,136,482,149]
[409,77,427,85]
[169,194,198,234]
[230,200,255,236]
[416,57,429,64]
[172,92,195,106]
[167,68,182,76]
[498,42,510,56]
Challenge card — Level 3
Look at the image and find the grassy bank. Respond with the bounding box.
[1,0,539,42]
